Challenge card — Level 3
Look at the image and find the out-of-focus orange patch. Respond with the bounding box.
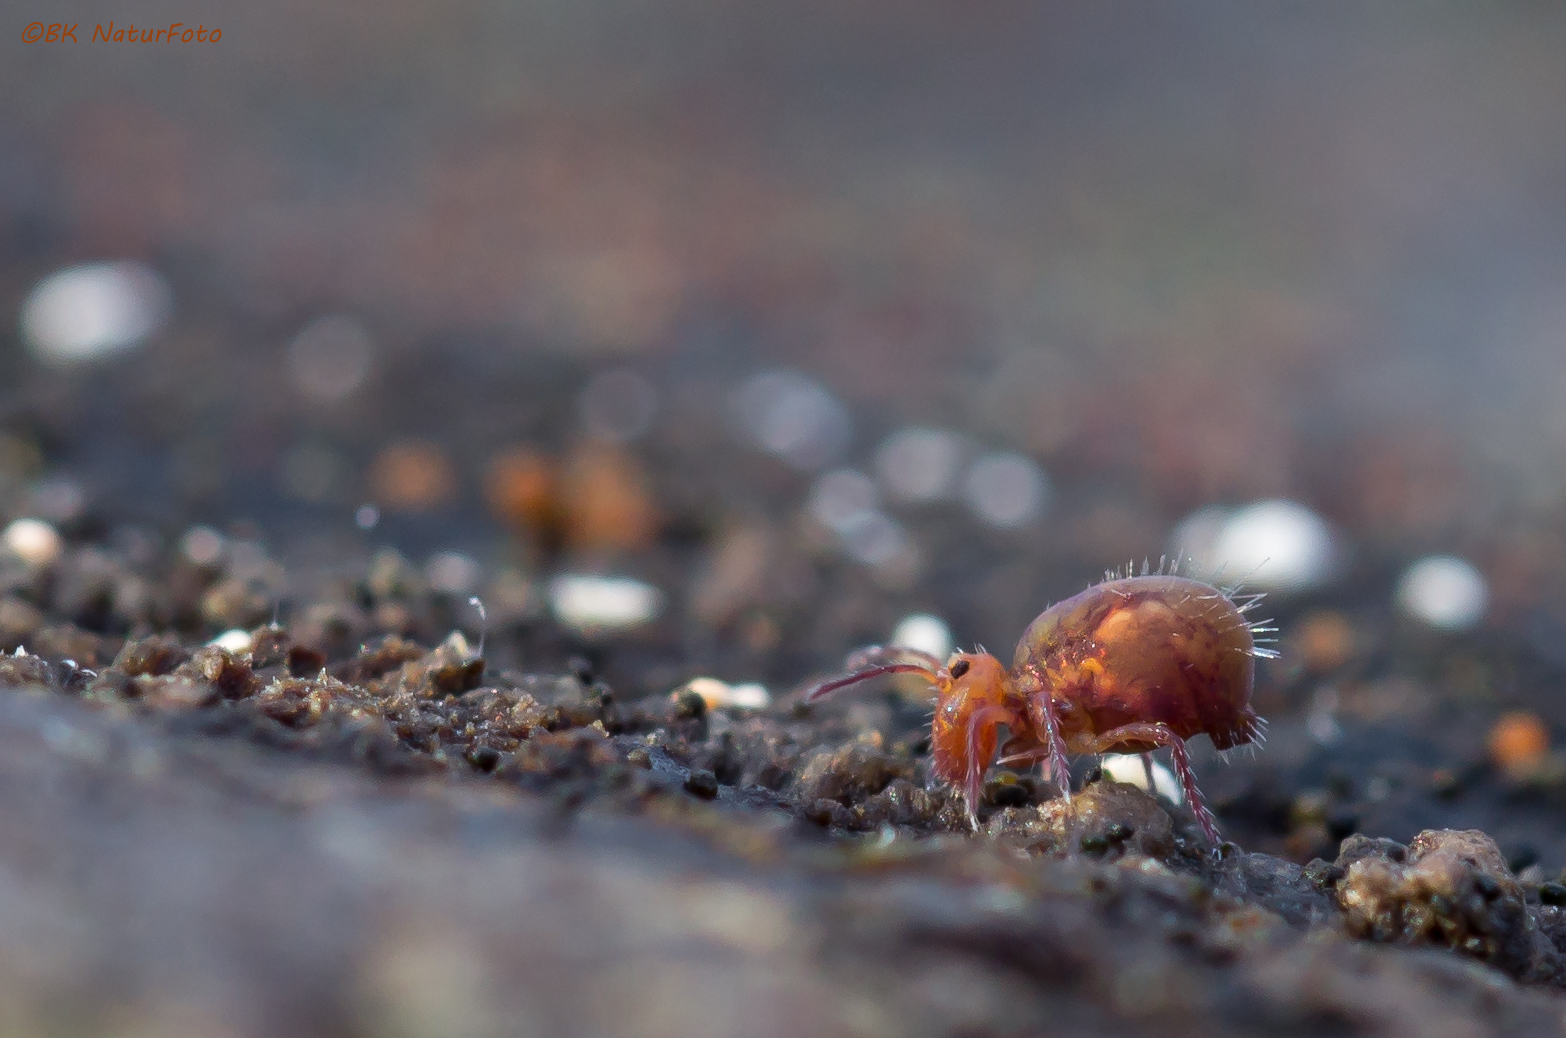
[1488,711,1550,778]
[485,447,559,534]
[560,441,656,552]
[1297,611,1355,672]
[484,442,657,552]
[369,441,456,512]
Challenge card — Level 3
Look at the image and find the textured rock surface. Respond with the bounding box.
[3,633,1566,1036]
[1330,830,1561,983]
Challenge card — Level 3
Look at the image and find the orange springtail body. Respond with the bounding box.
[806,563,1277,846]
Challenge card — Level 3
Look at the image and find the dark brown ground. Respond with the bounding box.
[1,567,1566,1037]
[9,3,1566,1034]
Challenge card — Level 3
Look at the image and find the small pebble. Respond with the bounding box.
[425,552,481,596]
[287,315,374,403]
[680,677,735,711]
[1172,499,1336,592]
[1099,753,1183,805]
[873,427,964,503]
[20,261,171,364]
[1396,555,1488,631]
[962,452,1049,529]
[2,519,61,567]
[548,575,663,634]
[675,678,770,712]
[836,511,911,569]
[808,469,878,534]
[180,525,225,566]
[731,370,851,472]
[727,683,771,710]
[684,769,719,799]
[208,629,253,653]
[891,613,952,661]
[672,689,706,720]
[466,746,502,772]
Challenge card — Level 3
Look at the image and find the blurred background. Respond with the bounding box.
[5,0,1566,858]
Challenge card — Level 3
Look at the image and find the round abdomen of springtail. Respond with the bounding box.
[1017,575,1265,754]
[804,571,1275,848]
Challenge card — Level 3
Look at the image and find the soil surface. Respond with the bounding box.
[9,4,1566,1035]
[0,550,1565,1037]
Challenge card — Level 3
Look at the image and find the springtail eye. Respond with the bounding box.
[949,658,970,679]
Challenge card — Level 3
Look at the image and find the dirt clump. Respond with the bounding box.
[1323,829,1562,983]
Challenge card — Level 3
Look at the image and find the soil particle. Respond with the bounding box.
[8,606,1566,1034]
[200,576,273,630]
[684,768,720,798]
[0,650,54,691]
[109,633,189,678]
[181,645,263,700]
[1333,828,1562,982]
[1212,850,1336,927]
[983,780,1178,860]
[793,741,914,810]
[28,623,117,669]
[370,634,485,699]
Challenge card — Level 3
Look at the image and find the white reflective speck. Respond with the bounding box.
[891,613,953,660]
[838,511,909,568]
[731,370,851,471]
[287,315,374,403]
[808,469,878,533]
[1396,555,1488,631]
[679,677,772,711]
[210,629,254,653]
[426,551,482,596]
[180,526,225,567]
[874,427,964,504]
[1100,754,1183,805]
[21,261,171,364]
[727,683,771,709]
[548,574,663,633]
[1172,499,1336,593]
[963,452,1050,529]
[2,518,61,567]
